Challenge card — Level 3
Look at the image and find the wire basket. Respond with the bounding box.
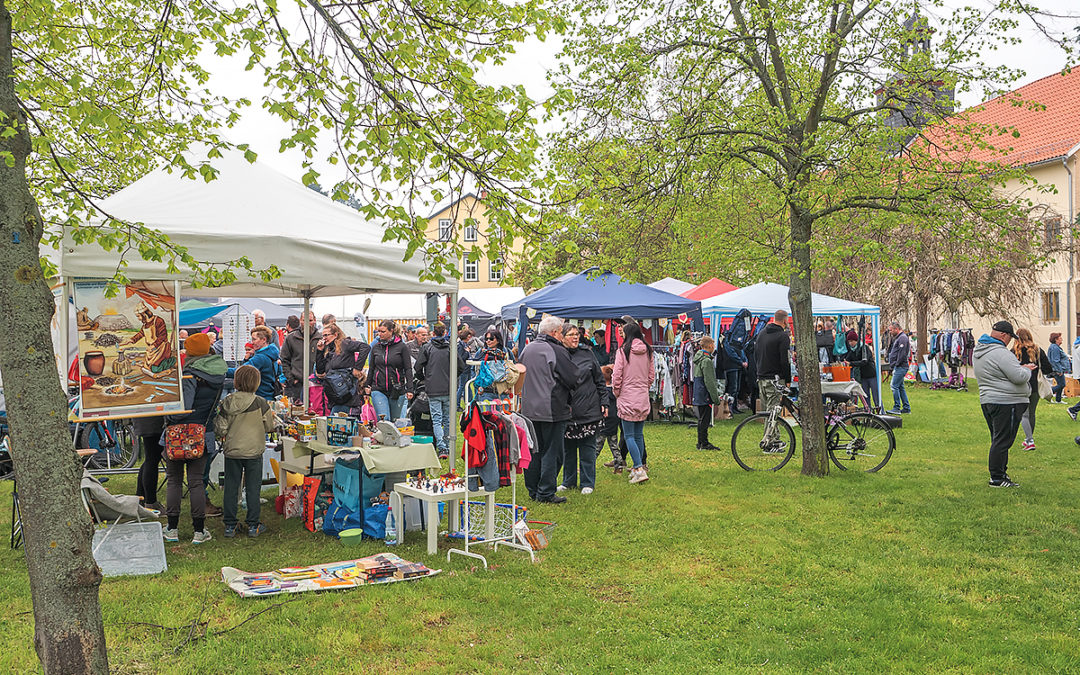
[445,501,527,542]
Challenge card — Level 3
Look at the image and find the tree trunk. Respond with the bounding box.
[788,209,828,476]
[0,3,110,672]
[915,291,929,360]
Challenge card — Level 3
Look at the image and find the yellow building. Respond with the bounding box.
[424,193,522,289]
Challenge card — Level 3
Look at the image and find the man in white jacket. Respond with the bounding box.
[973,320,1035,488]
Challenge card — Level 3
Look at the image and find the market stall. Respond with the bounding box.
[648,277,697,296]
[700,282,883,406]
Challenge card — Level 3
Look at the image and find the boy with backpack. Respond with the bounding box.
[214,364,277,538]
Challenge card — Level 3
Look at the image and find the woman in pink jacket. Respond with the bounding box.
[612,316,653,484]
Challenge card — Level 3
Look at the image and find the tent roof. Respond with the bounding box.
[501,270,702,320]
[701,282,879,316]
[58,152,454,297]
[458,296,493,318]
[682,278,738,300]
[648,277,696,295]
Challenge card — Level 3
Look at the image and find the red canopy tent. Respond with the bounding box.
[681,278,738,301]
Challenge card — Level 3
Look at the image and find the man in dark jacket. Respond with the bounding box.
[755,310,791,446]
[885,321,911,414]
[279,312,319,400]
[519,316,579,504]
[842,330,880,410]
[414,323,465,458]
[590,328,611,366]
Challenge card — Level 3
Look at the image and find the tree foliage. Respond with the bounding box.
[542,0,1075,475]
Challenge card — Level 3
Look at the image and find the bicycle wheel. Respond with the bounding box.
[827,413,895,472]
[731,413,796,471]
[79,421,138,470]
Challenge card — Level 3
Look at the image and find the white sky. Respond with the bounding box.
[195,1,1078,317]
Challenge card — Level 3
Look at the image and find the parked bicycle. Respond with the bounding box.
[68,394,139,471]
[730,380,896,472]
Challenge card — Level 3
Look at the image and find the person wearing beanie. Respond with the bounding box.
[842,329,879,410]
[163,327,228,542]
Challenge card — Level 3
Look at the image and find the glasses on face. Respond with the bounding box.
[485,336,497,342]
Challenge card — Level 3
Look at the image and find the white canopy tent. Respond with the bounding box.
[647,277,696,296]
[57,153,459,428]
[701,282,883,405]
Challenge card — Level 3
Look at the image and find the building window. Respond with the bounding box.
[464,221,478,242]
[463,258,478,282]
[489,257,503,282]
[438,218,453,242]
[1044,217,1063,246]
[1042,290,1060,323]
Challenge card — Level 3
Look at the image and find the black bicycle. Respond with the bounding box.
[730,382,895,472]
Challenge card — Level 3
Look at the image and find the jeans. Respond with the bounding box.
[858,374,882,410]
[982,402,1027,481]
[524,420,566,501]
[223,456,263,528]
[696,405,713,447]
[618,432,647,466]
[725,369,741,409]
[136,434,164,505]
[621,420,645,469]
[370,390,406,422]
[1051,373,1066,402]
[889,367,910,412]
[429,395,451,454]
[165,454,206,532]
[562,434,597,489]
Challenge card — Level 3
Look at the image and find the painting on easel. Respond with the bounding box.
[72,280,184,419]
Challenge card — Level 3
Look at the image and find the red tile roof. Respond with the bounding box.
[930,68,1080,166]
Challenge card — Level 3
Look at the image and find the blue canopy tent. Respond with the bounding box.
[700,282,883,406]
[501,269,704,353]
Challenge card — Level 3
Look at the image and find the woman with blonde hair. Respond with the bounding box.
[1011,328,1053,451]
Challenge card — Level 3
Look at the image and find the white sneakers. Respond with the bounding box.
[192,530,213,545]
[556,485,568,492]
[581,487,594,495]
[628,467,649,484]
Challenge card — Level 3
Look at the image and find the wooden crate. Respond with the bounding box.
[1065,377,1080,398]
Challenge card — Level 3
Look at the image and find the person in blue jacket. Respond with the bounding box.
[1047,332,1070,403]
[720,334,748,414]
[244,326,281,401]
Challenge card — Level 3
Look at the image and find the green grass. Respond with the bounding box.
[3,384,1080,673]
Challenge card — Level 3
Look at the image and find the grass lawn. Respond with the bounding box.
[2,384,1080,673]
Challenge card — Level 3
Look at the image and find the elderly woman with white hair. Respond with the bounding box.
[518,315,580,504]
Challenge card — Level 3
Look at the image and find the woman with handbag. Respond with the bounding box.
[471,329,512,402]
[558,323,608,495]
[163,333,227,544]
[315,323,370,416]
[1011,328,1054,451]
[365,320,413,421]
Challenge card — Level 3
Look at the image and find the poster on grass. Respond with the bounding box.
[72,280,183,419]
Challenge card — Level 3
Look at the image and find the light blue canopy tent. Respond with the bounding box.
[700,282,883,406]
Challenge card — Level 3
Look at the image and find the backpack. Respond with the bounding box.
[271,360,284,398]
[724,309,753,350]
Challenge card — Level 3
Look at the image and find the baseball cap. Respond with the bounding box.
[992,320,1016,337]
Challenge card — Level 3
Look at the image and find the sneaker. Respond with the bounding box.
[248,523,267,537]
[162,527,178,543]
[192,530,213,544]
[762,441,787,454]
[988,478,1020,488]
[900,409,911,414]
[145,502,165,513]
[603,459,618,468]
[886,409,902,415]
[581,487,594,495]
[438,452,449,460]
[628,467,649,484]
[539,495,567,504]
[1022,440,1036,451]
[224,525,237,538]
[612,463,625,474]
[699,442,721,451]
[1069,408,1078,421]
[556,485,568,493]
[204,503,223,517]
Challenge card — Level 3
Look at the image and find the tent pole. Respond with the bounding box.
[873,313,883,411]
[302,294,311,409]
[61,279,70,396]
[449,291,459,472]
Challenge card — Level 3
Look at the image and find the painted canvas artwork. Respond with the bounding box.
[72,280,184,418]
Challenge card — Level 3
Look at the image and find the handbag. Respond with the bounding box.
[1037,372,1054,400]
[324,368,357,404]
[164,423,208,461]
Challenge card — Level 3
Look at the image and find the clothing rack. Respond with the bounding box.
[448,390,534,566]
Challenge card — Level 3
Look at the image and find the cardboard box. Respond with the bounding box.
[1066,377,1080,398]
